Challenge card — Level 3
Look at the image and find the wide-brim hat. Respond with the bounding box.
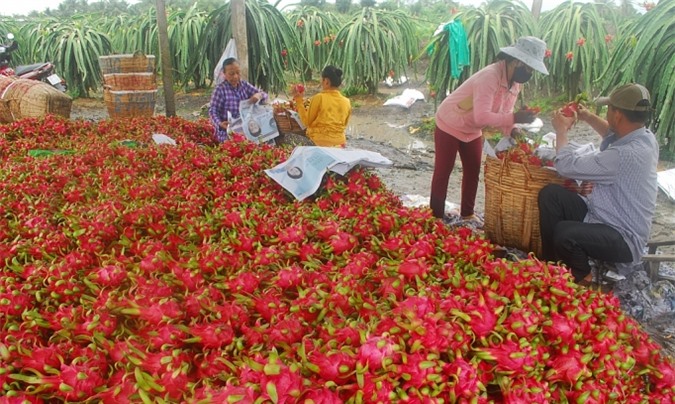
[499,36,549,75]
[595,83,651,111]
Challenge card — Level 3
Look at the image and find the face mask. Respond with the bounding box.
[512,65,533,83]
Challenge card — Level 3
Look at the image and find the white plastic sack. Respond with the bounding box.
[383,75,408,88]
[383,89,425,108]
[514,117,544,133]
[494,136,517,153]
[657,168,675,202]
[213,39,238,87]
[541,132,556,148]
[152,133,176,146]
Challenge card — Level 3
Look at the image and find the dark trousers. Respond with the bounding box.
[538,184,633,281]
[430,127,483,218]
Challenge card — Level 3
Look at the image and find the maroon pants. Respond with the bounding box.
[430,126,483,218]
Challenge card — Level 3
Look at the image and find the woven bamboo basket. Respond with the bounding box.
[0,75,15,94]
[275,132,315,148]
[273,109,313,147]
[484,156,566,257]
[274,110,306,135]
[103,73,156,91]
[0,76,72,123]
[104,89,156,119]
[98,52,156,75]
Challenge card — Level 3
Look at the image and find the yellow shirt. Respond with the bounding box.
[295,89,351,147]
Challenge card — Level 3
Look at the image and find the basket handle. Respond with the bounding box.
[497,158,534,186]
[497,157,508,186]
[520,162,533,181]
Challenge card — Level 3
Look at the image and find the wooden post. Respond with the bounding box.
[156,0,176,117]
[531,0,543,20]
[231,0,249,79]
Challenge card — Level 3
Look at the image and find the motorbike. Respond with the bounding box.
[0,33,67,92]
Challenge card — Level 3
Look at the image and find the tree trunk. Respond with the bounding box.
[531,0,543,20]
[156,0,175,116]
[231,0,249,80]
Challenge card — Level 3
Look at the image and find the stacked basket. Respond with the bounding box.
[99,52,156,119]
[483,156,566,257]
[0,75,72,123]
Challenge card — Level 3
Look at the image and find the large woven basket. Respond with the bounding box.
[0,76,72,123]
[484,156,566,257]
[98,52,156,75]
[103,73,156,91]
[275,132,315,148]
[274,110,306,135]
[104,89,156,119]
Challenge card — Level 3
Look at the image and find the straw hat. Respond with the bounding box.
[499,36,549,75]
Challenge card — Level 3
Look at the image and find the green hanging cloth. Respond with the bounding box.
[444,19,470,79]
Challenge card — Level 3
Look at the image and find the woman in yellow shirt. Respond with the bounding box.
[292,66,351,147]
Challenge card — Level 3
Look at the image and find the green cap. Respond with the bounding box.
[595,83,650,111]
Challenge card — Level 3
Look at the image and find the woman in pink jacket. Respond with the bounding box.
[430,36,549,223]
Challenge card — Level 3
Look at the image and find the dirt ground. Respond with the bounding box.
[72,80,675,355]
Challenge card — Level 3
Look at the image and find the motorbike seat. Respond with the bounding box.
[15,63,50,77]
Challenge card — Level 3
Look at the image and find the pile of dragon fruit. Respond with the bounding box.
[0,116,672,402]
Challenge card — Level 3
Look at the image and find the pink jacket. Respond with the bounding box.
[435,60,520,143]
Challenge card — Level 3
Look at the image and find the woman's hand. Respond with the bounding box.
[249,93,263,103]
[219,121,229,130]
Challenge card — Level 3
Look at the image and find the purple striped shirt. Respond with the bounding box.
[208,80,267,142]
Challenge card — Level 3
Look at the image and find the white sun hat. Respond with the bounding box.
[499,36,549,75]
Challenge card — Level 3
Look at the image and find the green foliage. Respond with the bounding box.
[17,17,112,97]
[341,85,369,97]
[287,7,342,81]
[88,0,131,15]
[330,7,418,94]
[414,116,436,139]
[102,8,159,55]
[167,4,210,89]
[598,0,675,152]
[336,0,352,14]
[301,0,327,7]
[0,21,18,41]
[661,147,675,163]
[461,1,537,76]
[539,1,619,99]
[424,1,536,101]
[12,24,40,66]
[196,0,302,93]
[100,15,131,52]
[47,0,90,17]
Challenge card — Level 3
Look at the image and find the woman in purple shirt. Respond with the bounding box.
[209,58,268,142]
[430,36,549,223]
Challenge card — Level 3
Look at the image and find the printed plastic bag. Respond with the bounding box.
[213,39,238,86]
[239,100,279,144]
